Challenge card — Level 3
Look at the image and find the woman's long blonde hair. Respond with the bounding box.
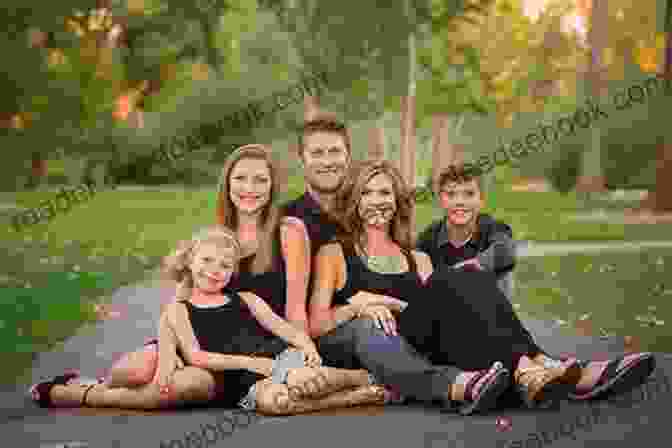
[215,144,284,274]
[330,159,415,253]
[162,226,242,299]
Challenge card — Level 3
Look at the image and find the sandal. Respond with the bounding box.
[514,358,582,409]
[29,373,101,408]
[443,361,511,416]
[569,352,656,400]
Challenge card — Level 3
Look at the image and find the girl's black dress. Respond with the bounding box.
[333,241,543,375]
[178,290,288,407]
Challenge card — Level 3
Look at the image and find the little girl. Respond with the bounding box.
[30,226,391,413]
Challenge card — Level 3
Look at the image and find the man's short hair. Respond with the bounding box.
[437,164,485,193]
[297,112,351,157]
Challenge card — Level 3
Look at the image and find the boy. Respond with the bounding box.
[416,164,516,299]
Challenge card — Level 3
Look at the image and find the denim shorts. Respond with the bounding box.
[238,349,307,411]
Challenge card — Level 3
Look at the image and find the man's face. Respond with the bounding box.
[439,178,484,227]
[301,131,350,194]
[358,173,397,228]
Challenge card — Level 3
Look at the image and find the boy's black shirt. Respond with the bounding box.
[416,213,515,276]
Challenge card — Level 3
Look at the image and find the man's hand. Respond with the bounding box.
[453,258,483,272]
[358,305,398,336]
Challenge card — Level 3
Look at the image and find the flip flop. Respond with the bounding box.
[569,352,656,400]
[515,359,582,409]
[29,373,103,408]
[445,361,511,416]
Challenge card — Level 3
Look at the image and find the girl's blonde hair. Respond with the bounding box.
[215,144,284,274]
[162,226,241,299]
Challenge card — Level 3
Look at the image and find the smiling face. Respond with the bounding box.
[301,131,350,194]
[189,242,236,293]
[229,157,272,216]
[358,172,397,228]
[439,178,484,227]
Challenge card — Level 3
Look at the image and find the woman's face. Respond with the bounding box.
[189,242,235,293]
[358,172,397,228]
[229,158,272,216]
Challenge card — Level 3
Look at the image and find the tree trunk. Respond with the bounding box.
[303,95,321,121]
[645,22,672,212]
[368,119,387,161]
[431,113,464,192]
[576,0,607,194]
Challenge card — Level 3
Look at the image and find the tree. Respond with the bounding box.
[1,0,315,188]
[421,0,583,189]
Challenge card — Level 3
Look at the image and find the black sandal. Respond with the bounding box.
[29,373,100,408]
[443,361,511,416]
[569,352,656,400]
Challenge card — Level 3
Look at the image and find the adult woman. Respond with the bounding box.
[309,160,655,409]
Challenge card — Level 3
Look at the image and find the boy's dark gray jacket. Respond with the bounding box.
[416,213,516,276]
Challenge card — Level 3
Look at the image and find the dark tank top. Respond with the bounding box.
[178,289,287,357]
[331,241,424,306]
[230,232,287,319]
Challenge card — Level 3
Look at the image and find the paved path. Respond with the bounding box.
[1,241,671,447]
[516,240,672,257]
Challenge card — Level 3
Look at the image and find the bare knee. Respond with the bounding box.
[169,367,217,402]
[107,348,158,387]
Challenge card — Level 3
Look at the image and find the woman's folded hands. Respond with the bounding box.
[348,291,408,313]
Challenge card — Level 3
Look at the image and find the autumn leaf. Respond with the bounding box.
[634,47,659,73]
[191,62,211,81]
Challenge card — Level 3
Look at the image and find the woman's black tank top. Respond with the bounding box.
[331,241,424,306]
[228,228,287,319]
[178,289,287,356]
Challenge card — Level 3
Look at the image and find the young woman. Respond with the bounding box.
[29,226,391,413]
[309,160,656,409]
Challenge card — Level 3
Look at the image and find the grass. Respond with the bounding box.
[1,166,670,385]
[515,248,672,353]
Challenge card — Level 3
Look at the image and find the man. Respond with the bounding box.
[280,114,509,414]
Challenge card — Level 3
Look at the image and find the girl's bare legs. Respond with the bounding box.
[48,367,217,409]
[255,378,387,415]
[106,345,159,387]
[106,311,171,387]
[106,313,217,402]
[285,367,372,399]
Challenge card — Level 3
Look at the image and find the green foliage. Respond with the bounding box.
[545,141,583,193]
